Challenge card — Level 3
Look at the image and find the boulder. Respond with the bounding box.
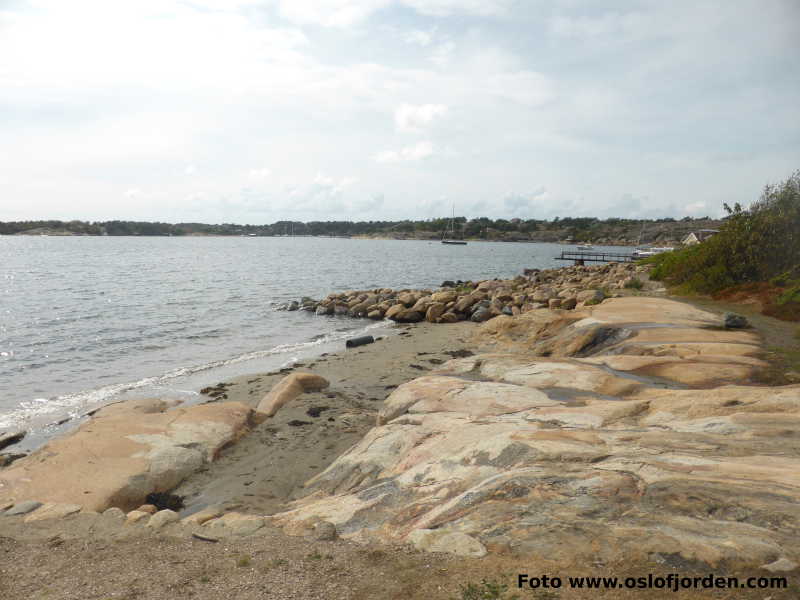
[384,304,405,320]
[438,311,461,323]
[561,297,577,310]
[430,290,457,304]
[576,289,604,304]
[411,296,434,312]
[470,306,493,322]
[724,312,748,329]
[425,303,446,323]
[315,305,332,316]
[397,292,417,307]
[256,373,330,418]
[126,510,150,525]
[389,309,424,323]
[102,507,126,520]
[147,509,179,529]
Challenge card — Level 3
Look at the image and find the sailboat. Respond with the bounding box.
[441,205,467,245]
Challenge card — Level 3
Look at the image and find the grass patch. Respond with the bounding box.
[235,555,251,568]
[457,578,521,600]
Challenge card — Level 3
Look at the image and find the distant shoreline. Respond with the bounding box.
[3,231,648,246]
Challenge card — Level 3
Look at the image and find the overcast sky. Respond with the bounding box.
[1,0,798,223]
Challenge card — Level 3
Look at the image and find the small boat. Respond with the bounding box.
[441,204,467,245]
[632,246,674,258]
[577,244,593,250]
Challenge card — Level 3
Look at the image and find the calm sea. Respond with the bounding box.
[0,236,627,447]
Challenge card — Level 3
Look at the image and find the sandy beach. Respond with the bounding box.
[174,321,477,517]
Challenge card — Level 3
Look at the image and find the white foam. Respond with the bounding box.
[0,319,392,433]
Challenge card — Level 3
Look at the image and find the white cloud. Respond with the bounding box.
[274,0,391,27]
[272,0,514,27]
[394,103,448,132]
[375,140,435,163]
[0,1,796,223]
[403,28,436,47]
[430,41,456,67]
[248,168,272,180]
[401,0,514,17]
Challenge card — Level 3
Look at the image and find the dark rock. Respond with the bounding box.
[287,301,300,311]
[501,305,513,316]
[306,406,330,418]
[288,420,312,427]
[470,306,493,322]
[316,305,332,316]
[0,453,26,467]
[444,349,474,358]
[146,492,185,512]
[441,280,456,288]
[0,431,25,451]
[724,312,748,329]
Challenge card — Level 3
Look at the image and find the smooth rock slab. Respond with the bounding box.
[0,399,254,512]
[24,502,82,522]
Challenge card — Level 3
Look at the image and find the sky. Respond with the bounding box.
[1,0,798,223]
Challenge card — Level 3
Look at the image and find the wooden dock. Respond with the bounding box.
[555,250,636,265]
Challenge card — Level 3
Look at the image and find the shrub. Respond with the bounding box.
[649,170,799,294]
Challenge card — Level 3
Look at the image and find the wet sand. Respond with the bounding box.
[174,320,477,517]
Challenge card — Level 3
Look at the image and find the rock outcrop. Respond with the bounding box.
[0,398,255,512]
[270,298,800,569]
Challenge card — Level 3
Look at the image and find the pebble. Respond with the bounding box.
[4,500,43,516]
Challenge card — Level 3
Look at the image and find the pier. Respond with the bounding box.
[555,250,636,265]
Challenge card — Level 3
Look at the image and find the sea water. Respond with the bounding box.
[0,235,628,446]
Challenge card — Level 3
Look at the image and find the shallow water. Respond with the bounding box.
[0,236,630,439]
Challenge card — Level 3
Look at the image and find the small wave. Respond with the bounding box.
[0,319,389,433]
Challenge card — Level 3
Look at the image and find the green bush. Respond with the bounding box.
[624,277,644,290]
[649,170,800,294]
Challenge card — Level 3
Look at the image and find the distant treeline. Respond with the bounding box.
[0,215,711,239]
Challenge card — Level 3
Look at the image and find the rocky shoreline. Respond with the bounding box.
[284,261,660,323]
[1,262,798,581]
